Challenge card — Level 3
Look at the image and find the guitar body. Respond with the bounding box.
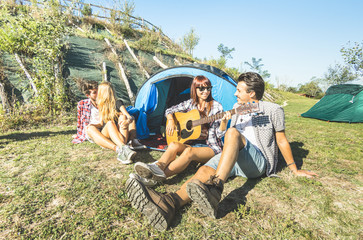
[166,109,201,145]
[165,102,259,145]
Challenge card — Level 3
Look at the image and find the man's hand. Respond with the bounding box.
[293,169,318,178]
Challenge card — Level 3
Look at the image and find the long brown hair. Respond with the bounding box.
[190,75,214,115]
[96,82,118,123]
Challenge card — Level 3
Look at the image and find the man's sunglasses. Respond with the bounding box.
[196,86,212,91]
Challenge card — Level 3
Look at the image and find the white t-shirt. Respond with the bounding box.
[89,103,101,126]
[235,114,259,149]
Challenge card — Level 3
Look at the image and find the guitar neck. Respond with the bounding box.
[192,109,236,127]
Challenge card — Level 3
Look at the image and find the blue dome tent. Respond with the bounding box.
[134,63,238,139]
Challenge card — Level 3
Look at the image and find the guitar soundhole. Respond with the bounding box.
[186,120,193,130]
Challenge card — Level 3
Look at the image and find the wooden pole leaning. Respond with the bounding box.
[102,62,107,82]
[174,58,182,65]
[104,38,135,105]
[123,39,150,79]
[153,56,168,69]
[14,53,38,96]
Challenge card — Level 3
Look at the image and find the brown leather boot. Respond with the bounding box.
[186,175,224,219]
[126,177,180,231]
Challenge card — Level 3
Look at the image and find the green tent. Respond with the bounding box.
[301,84,363,123]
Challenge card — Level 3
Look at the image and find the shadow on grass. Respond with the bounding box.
[165,161,201,186]
[217,178,262,218]
[201,141,308,219]
[0,130,76,144]
[276,141,309,172]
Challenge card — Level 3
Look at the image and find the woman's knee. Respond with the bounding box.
[180,146,193,160]
[86,125,97,136]
[118,114,127,122]
[168,142,184,151]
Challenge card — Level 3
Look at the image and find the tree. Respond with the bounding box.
[182,28,199,56]
[298,78,322,97]
[341,41,363,76]
[217,44,235,60]
[322,64,357,86]
[244,57,271,79]
[81,3,92,16]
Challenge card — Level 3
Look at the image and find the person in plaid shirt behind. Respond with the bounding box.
[72,80,144,164]
[129,75,229,187]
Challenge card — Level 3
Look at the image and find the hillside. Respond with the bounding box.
[0,0,196,112]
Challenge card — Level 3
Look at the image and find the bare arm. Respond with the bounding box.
[119,105,132,119]
[276,131,318,178]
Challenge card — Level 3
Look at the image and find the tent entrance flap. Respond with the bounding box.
[147,76,193,134]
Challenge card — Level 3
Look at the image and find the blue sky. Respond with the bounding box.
[89,0,363,87]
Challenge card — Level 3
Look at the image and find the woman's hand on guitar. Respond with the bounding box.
[166,120,176,136]
[222,111,232,123]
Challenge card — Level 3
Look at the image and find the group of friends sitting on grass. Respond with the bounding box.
[72,72,317,231]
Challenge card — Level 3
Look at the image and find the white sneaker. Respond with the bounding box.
[129,173,157,187]
[116,146,135,165]
[128,139,147,150]
[134,161,166,182]
[123,145,136,162]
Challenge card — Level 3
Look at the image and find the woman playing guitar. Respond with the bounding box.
[133,75,230,185]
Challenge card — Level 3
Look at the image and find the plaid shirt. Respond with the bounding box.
[72,99,92,144]
[165,99,225,154]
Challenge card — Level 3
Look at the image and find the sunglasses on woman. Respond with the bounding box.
[196,86,212,92]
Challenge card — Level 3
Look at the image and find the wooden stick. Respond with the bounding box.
[104,38,135,104]
[174,58,182,65]
[153,56,168,69]
[68,20,85,32]
[102,62,107,82]
[123,39,150,78]
[14,53,38,95]
[0,83,11,111]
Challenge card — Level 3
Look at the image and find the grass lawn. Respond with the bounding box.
[0,93,362,239]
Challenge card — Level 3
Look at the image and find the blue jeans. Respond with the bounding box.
[205,139,266,178]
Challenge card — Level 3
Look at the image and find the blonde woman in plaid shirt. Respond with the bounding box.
[73,81,141,164]
[132,75,229,186]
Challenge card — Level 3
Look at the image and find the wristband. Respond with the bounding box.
[287,162,296,167]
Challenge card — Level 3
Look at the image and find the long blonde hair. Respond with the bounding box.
[96,82,118,123]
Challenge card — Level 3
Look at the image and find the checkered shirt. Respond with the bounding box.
[72,99,92,144]
[165,99,225,154]
[230,101,285,176]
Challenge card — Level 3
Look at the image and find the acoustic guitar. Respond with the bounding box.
[166,102,259,145]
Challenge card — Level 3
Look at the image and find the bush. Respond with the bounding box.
[0,103,75,132]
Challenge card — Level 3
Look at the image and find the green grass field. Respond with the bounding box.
[0,93,362,239]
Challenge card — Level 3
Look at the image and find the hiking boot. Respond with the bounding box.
[129,173,157,187]
[134,161,166,182]
[126,177,180,231]
[128,139,147,150]
[186,175,224,219]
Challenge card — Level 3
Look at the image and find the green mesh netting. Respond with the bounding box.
[1,35,180,107]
